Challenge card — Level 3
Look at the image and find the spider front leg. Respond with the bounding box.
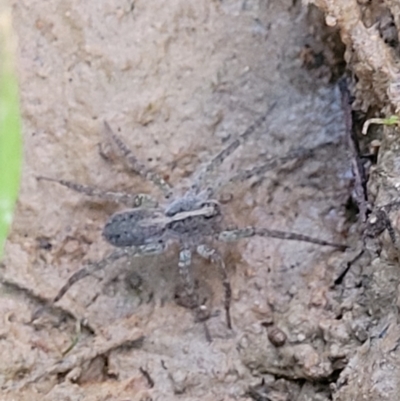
[190,102,278,193]
[37,176,158,208]
[217,227,348,250]
[213,142,337,195]
[196,244,232,329]
[227,146,316,184]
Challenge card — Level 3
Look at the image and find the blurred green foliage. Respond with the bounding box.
[0,7,22,258]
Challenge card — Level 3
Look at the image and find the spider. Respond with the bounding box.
[39,109,347,329]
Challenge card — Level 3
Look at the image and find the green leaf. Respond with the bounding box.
[381,115,399,126]
[0,6,22,258]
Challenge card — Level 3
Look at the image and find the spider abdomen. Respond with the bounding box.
[102,208,166,247]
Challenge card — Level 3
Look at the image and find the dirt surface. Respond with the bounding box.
[306,0,400,113]
[304,2,400,400]
[2,0,398,400]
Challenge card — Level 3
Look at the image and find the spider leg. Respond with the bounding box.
[177,247,195,301]
[228,146,316,184]
[213,141,337,195]
[37,176,158,208]
[53,243,165,304]
[176,247,213,323]
[103,121,173,198]
[196,244,232,330]
[217,227,348,250]
[190,102,277,193]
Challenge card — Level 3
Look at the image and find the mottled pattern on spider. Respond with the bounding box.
[40,108,347,329]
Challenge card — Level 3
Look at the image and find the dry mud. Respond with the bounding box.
[1,0,399,400]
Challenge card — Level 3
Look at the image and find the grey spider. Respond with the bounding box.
[40,110,347,329]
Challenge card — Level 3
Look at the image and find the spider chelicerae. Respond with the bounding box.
[40,108,347,329]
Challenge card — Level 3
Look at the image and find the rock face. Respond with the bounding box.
[307,1,400,400]
[4,0,397,400]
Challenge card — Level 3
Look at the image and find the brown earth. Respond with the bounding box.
[1,0,399,400]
